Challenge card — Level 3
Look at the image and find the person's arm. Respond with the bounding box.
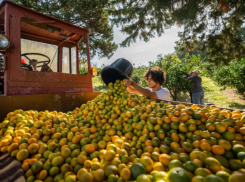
[186,77,193,81]
[125,79,158,99]
[126,85,141,94]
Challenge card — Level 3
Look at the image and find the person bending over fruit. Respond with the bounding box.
[186,70,204,105]
[125,66,170,100]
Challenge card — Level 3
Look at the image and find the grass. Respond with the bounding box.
[92,77,109,92]
[202,76,227,105]
[92,75,245,111]
[201,76,245,110]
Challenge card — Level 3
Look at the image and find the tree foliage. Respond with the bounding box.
[212,58,245,95]
[130,66,148,86]
[111,0,245,64]
[12,0,118,59]
[174,41,207,61]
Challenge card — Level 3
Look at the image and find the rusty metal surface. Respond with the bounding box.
[0,92,101,121]
[20,17,83,46]
[0,1,93,96]
[0,1,89,33]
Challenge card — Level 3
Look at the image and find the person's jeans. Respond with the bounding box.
[192,90,204,105]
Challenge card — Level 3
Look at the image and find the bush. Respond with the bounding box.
[199,62,216,77]
[212,58,245,95]
[130,66,148,86]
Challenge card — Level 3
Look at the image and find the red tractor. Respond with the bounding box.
[0,1,99,121]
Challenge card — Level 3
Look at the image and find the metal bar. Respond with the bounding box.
[76,43,79,75]
[69,47,72,73]
[58,44,62,72]
[4,3,10,96]
[21,31,61,45]
[59,33,78,44]
[0,92,101,121]
[157,99,245,112]
[33,20,55,24]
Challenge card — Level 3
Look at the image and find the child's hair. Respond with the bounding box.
[144,66,166,85]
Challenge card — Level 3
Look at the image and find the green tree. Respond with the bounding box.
[130,65,148,85]
[13,0,117,59]
[111,0,245,64]
[212,58,245,95]
[174,41,207,61]
[79,58,88,75]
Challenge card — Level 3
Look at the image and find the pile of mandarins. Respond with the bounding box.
[1,80,245,182]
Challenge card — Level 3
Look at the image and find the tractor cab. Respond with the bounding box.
[0,0,97,96]
[0,1,99,120]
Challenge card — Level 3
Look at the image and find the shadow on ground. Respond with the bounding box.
[228,102,245,110]
[176,93,192,103]
[93,85,109,92]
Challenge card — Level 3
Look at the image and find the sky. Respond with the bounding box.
[91,26,183,68]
